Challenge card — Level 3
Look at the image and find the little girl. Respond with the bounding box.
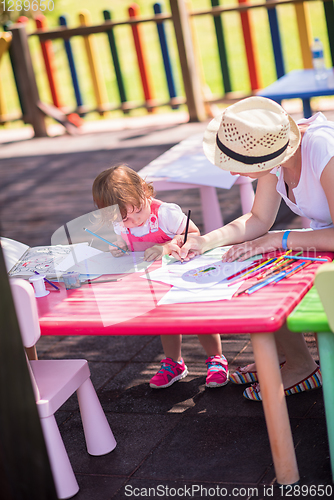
[92,164,229,389]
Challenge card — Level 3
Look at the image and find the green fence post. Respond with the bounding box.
[211,0,232,94]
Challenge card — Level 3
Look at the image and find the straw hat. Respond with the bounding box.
[203,96,301,173]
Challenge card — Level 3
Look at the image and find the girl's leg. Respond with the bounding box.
[197,334,228,388]
[150,335,187,389]
[160,334,182,361]
[197,334,222,356]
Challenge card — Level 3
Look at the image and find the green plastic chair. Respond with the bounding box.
[314,263,334,482]
[314,263,334,331]
[287,262,334,482]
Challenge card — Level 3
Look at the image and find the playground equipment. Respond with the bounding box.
[1,0,334,136]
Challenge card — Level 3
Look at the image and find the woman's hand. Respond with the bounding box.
[221,232,283,262]
[109,242,128,257]
[169,234,207,261]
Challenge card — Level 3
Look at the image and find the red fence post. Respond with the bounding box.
[129,3,155,111]
[238,0,262,91]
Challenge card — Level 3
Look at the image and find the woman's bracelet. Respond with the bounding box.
[282,230,291,251]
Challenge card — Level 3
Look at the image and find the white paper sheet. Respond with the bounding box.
[143,251,252,292]
[55,244,102,272]
[68,251,153,275]
[157,280,244,305]
[1,237,29,273]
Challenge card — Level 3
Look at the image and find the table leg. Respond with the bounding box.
[250,332,299,485]
[199,186,223,232]
[317,331,334,481]
[25,345,38,360]
[302,98,312,119]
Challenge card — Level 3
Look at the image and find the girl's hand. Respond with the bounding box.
[144,245,164,261]
[109,242,128,258]
[221,232,283,262]
[169,234,206,261]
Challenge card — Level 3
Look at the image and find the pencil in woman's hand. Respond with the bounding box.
[184,210,191,244]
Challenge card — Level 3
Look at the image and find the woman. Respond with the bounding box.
[170,96,334,400]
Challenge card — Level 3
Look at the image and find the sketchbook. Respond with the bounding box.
[1,237,101,279]
[1,236,153,279]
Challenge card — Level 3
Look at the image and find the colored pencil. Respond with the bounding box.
[226,258,266,281]
[228,257,277,286]
[246,270,288,294]
[256,250,302,280]
[246,261,308,295]
[234,260,300,296]
[273,260,311,283]
[34,270,60,291]
[184,210,191,244]
[83,278,121,284]
[282,255,328,262]
[255,250,292,277]
[83,227,127,253]
[180,210,191,264]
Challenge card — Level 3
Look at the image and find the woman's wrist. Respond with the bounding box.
[281,230,291,250]
[202,233,220,253]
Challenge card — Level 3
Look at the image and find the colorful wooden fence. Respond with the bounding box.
[1,0,334,136]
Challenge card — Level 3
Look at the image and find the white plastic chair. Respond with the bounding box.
[10,279,117,499]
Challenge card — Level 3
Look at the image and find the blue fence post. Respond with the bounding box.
[266,0,285,79]
[59,15,83,109]
[154,2,178,108]
[210,0,231,93]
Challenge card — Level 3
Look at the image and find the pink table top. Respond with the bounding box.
[37,252,333,337]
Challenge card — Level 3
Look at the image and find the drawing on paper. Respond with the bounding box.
[9,246,74,277]
[182,261,234,285]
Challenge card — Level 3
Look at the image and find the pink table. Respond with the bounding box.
[37,252,333,486]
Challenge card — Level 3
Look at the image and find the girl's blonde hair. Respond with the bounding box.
[92,164,155,219]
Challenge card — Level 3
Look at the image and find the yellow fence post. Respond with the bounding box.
[79,10,109,115]
[294,1,313,69]
[0,32,12,121]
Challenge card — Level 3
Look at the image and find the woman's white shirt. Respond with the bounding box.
[271,112,334,230]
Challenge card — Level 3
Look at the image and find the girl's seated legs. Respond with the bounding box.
[150,334,229,389]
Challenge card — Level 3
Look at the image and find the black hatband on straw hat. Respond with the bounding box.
[216,135,289,165]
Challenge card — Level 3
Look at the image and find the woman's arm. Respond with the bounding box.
[279,157,334,253]
[172,173,282,260]
[225,157,334,259]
